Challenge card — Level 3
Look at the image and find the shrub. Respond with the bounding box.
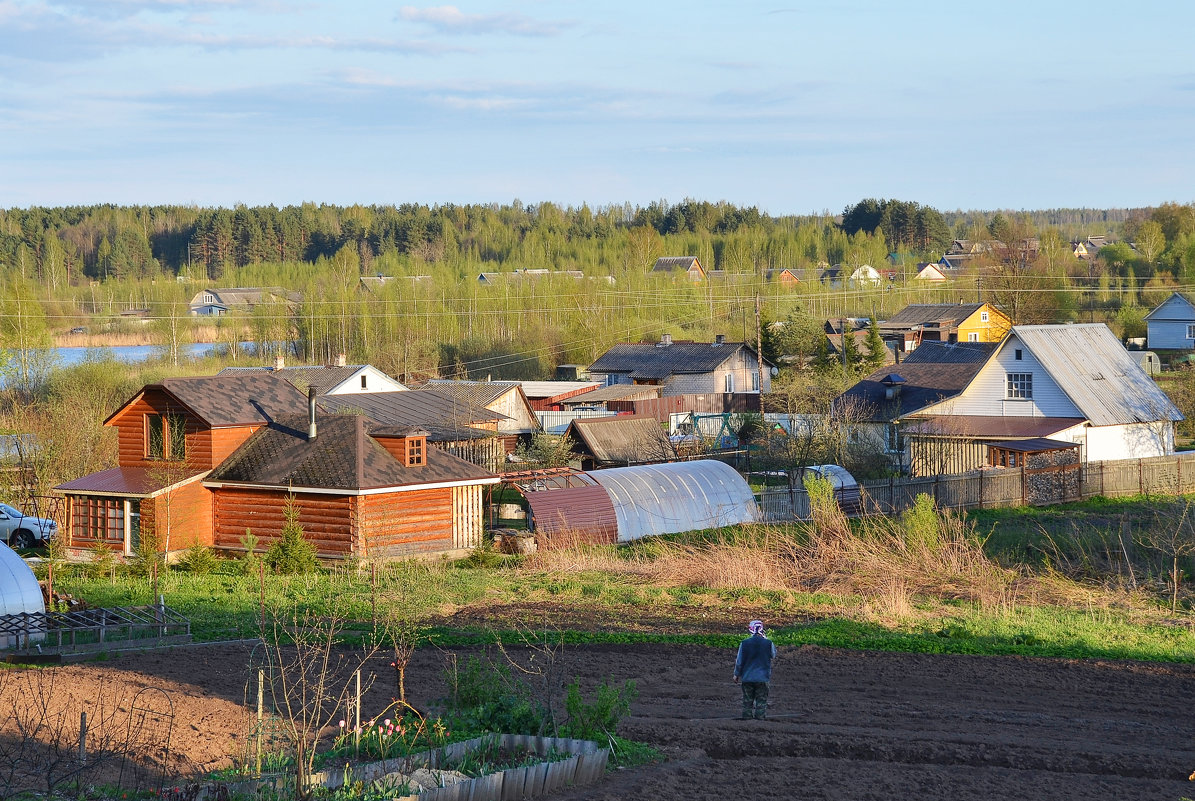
[127,523,162,578]
[561,678,637,742]
[85,543,118,580]
[265,497,317,575]
[444,655,550,737]
[900,493,941,550]
[239,529,262,576]
[179,543,218,574]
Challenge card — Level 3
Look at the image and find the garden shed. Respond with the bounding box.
[0,542,44,648]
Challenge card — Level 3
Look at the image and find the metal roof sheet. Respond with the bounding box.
[566,415,677,465]
[902,416,1085,438]
[518,381,600,399]
[527,485,618,544]
[420,380,523,408]
[588,341,757,379]
[55,466,207,497]
[561,384,662,404]
[986,437,1080,453]
[1011,324,1184,426]
[586,460,758,542]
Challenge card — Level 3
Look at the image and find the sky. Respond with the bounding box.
[1,0,1193,214]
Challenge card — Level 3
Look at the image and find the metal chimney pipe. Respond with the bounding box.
[307,385,317,440]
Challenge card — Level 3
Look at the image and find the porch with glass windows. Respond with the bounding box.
[56,466,208,555]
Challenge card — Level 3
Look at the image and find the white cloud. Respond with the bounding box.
[398,5,571,36]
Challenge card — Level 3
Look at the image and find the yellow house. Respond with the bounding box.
[879,303,1012,350]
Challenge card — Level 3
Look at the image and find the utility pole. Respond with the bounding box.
[754,294,765,397]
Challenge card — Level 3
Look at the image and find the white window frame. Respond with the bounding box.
[980,311,989,322]
[725,373,735,393]
[752,371,760,392]
[1186,324,1195,340]
[1006,372,1033,400]
[967,332,979,342]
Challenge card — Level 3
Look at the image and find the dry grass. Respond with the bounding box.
[53,325,227,348]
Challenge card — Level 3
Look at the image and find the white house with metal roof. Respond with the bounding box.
[220,361,407,395]
[912,323,1181,464]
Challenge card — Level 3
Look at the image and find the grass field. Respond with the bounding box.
[50,494,1195,665]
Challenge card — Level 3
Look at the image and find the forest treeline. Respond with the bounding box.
[0,199,1160,284]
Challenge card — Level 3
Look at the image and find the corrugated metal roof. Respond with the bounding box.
[901,341,997,365]
[1012,324,1184,426]
[986,437,1080,453]
[318,390,508,428]
[586,460,759,542]
[420,380,522,408]
[903,416,1085,438]
[527,485,618,545]
[561,384,662,404]
[518,381,600,400]
[56,466,207,497]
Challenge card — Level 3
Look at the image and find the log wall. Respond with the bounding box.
[111,388,260,470]
[354,489,455,558]
[142,478,214,551]
[213,489,353,556]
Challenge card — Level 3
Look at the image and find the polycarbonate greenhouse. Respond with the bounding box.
[586,460,759,542]
[0,542,44,649]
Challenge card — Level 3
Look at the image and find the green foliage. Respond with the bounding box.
[899,494,941,550]
[863,315,886,370]
[1114,304,1148,340]
[561,678,638,741]
[179,543,218,574]
[239,529,263,576]
[444,656,550,737]
[265,497,318,575]
[84,543,117,580]
[513,432,574,470]
[128,522,162,578]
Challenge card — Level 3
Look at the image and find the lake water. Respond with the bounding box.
[54,343,229,367]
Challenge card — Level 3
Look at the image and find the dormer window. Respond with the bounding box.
[146,413,186,461]
[406,436,425,467]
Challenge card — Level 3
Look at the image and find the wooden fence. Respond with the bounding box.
[759,452,1195,522]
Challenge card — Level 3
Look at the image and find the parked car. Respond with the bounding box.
[0,502,57,548]
[68,326,87,335]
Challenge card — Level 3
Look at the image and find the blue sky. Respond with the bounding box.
[1,0,1192,213]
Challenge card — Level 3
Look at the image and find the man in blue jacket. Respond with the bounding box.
[733,619,777,719]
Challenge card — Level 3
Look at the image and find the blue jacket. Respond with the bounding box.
[734,634,776,683]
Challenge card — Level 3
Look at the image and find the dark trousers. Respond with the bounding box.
[741,681,769,719]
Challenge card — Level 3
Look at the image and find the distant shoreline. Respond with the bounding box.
[53,326,224,348]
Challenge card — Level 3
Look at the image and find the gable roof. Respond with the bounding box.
[1144,292,1195,321]
[881,303,990,329]
[1008,324,1182,425]
[191,287,301,308]
[652,256,703,274]
[834,341,998,420]
[420,380,523,408]
[108,373,309,428]
[317,391,506,440]
[220,364,406,394]
[589,341,765,379]
[205,413,496,491]
[518,381,600,401]
[565,415,677,465]
[561,384,663,405]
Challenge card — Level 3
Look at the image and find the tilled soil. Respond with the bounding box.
[5,642,1193,800]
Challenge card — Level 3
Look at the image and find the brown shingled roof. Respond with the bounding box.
[107,373,309,428]
[565,415,677,466]
[206,413,496,491]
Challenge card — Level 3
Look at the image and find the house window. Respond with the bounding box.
[1187,324,1195,340]
[72,497,126,543]
[1006,373,1033,400]
[1015,349,1023,361]
[980,311,989,322]
[752,371,760,392]
[605,374,618,387]
[886,424,902,453]
[725,373,735,393]
[203,293,213,303]
[967,332,979,342]
[146,413,186,461]
[361,375,368,389]
[406,437,425,467]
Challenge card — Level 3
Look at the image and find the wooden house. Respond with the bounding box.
[652,256,706,282]
[56,373,499,559]
[588,334,774,396]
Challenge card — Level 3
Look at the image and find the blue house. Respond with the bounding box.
[1145,293,1195,350]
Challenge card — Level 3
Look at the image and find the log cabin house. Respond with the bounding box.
[56,373,498,560]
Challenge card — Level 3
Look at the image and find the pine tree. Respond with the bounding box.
[864,316,886,370]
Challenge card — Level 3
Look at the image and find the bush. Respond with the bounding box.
[239,530,263,576]
[265,497,317,575]
[562,678,637,742]
[444,655,550,737]
[179,543,218,574]
[127,523,162,578]
[85,543,117,580]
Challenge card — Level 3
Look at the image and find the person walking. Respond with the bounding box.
[733,619,776,719]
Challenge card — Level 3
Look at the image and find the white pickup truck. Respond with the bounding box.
[0,502,57,548]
